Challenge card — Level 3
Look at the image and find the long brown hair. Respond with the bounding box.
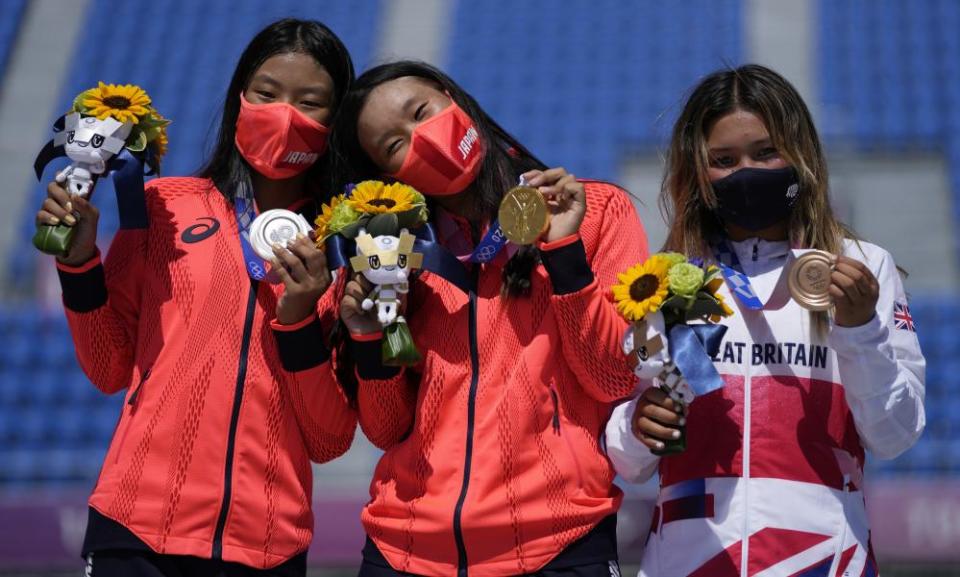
[660,64,857,257]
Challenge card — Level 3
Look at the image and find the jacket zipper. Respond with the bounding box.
[212,278,259,559]
[549,386,561,433]
[453,266,480,577]
[752,241,759,262]
[113,368,151,464]
[740,348,752,577]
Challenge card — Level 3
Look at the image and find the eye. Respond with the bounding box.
[386,138,403,156]
[91,134,105,148]
[413,102,427,121]
[398,254,407,268]
[368,255,381,269]
[255,90,275,101]
[66,131,75,144]
[711,155,735,168]
[757,147,778,159]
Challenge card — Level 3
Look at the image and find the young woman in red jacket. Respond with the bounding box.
[36,19,356,577]
[330,61,648,577]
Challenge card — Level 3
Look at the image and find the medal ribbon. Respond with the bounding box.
[712,239,765,310]
[234,182,269,282]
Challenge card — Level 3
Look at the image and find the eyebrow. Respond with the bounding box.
[250,73,281,87]
[709,138,774,152]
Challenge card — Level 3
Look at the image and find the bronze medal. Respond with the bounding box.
[788,250,835,311]
[498,186,549,245]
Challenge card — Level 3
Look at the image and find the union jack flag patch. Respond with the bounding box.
[894,301,915,332]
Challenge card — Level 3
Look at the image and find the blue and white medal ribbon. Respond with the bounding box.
[234,182,270,281]
[713,239,764,310]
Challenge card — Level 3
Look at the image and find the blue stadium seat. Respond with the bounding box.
[446,0,743,180]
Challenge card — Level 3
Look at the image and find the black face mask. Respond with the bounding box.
[711,166,801,231]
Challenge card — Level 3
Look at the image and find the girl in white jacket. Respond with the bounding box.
[605,64,925,577]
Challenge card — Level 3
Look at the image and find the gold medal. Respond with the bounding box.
[788,250,835,311]
[498,186,549,245]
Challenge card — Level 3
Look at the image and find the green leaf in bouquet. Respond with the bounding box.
[396,206,427,229]
[366,213,400,237]
[688,292,726,319]
[661,293,694,312]
[338,219,366,240]
[703,266,722,284]
[126,128,148,152]
[139,110,171,129]
[662,308,684,327]
[72,89,94,114]
[383,319,422,366]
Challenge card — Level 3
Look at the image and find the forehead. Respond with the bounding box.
[252,52,332,86]
[707,109,770,146]
[358,77,442,132]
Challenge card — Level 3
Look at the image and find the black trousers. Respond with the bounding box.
[83,549,307,577]
[358,515,620,577]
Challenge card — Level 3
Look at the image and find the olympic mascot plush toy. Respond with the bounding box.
[316,180,428,366]
[33,82,168,255]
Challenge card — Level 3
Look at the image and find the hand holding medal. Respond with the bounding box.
[787,251,879,326]
[499,167,585,245]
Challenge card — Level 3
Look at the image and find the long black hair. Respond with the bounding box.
[198,18,355,200]
[330,60,547,297]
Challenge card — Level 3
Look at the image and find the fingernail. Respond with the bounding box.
[65,202,73,212]
[678,417,686,426]
[272,243,282,251]
[671,430,681,439]
[64,214,76,225]
[49,217,60,225]
[655,441,665,449]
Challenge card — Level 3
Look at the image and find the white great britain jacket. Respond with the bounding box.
[606,238,925,577]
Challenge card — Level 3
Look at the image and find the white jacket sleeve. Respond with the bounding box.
[828,246,926,460]
[605,396,661,483]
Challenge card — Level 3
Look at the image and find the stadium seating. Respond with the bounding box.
[446,0,743,180]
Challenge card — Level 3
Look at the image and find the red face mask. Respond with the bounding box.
[390,102,483,196]
[234,93,329,180]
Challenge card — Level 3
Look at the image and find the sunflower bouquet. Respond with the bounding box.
[611,253,733,455]
[33,82,169,255]
[316,181,428,366]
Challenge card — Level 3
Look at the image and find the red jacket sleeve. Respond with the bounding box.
[271,313,358,464]
[56,228,147,395]
[539,182,648,402]
[352,335,417,450]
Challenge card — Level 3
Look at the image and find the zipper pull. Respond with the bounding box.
[128,369,150,409]
[752,242,759,262]
[549,388,561,433]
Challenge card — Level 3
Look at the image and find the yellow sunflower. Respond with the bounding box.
[348,180,418,214]
[610,254,673,321]
[152,128,169,159]
[82,82,152,124]
[314,194,347,247]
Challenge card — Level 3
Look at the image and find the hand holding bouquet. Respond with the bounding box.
[612,253,733,454]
